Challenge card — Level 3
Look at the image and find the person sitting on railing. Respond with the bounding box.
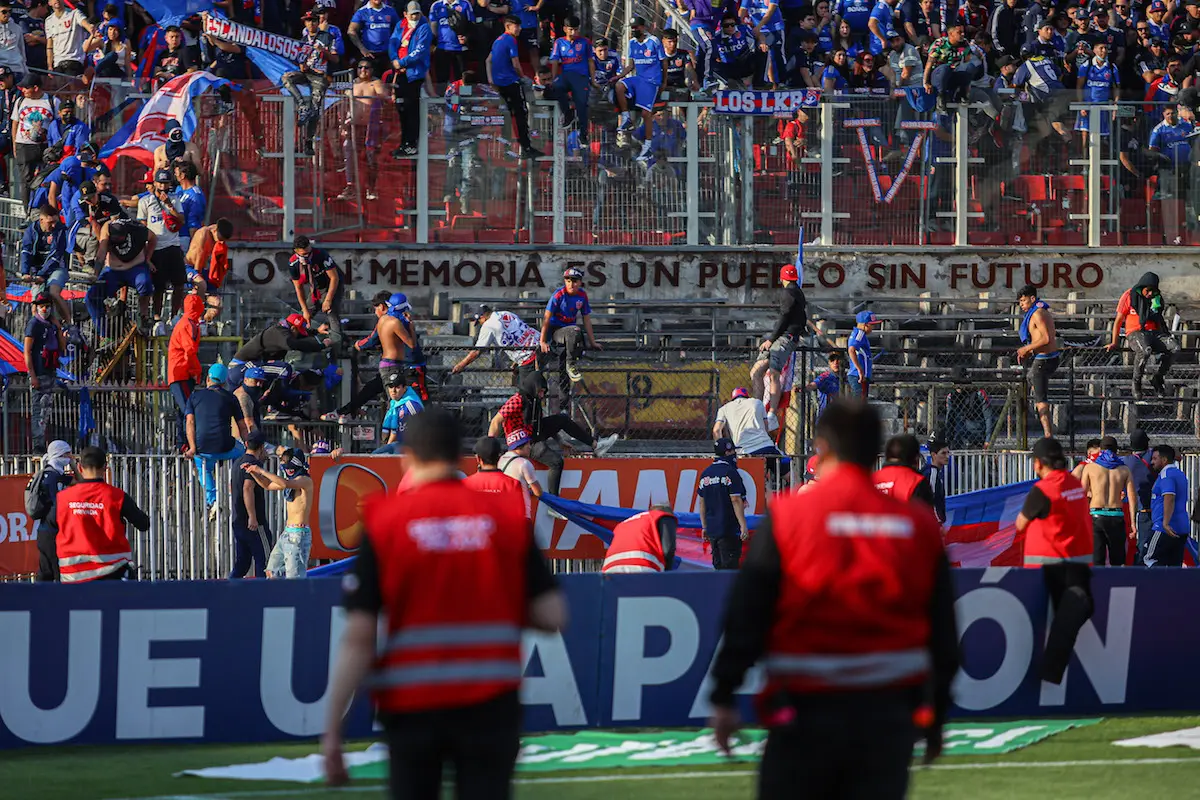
[1108,271,1180,400]
[282,11,334,154]
[547,15,593,141]
[21,204,71,325]
[590,35,621,121]
[661,28,701,96]
[86,217,156,345]
[372,370,425,454]
[615,16,666,162]
[23,292,64,455]
[539,266,601,403]
[451,303,541,385]
[924,20,973,112]
[150,25,197,90]
[186,362,249,517]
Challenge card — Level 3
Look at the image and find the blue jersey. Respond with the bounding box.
[383,388,425,437]
[868,0,893,53]
[697,458,747,538]
[837,0,873,32]
[173,185,206,240]
[594,51,621,83]
[513,0,539,28]
[545,287,591,328]
[1150,119,1193,165]
[1151,463,1190,533]
[47,118,90,153]
[816,22,834,52]
[551,36,593,75]
[847,326,872,378]
[812,370,840,413]
[626,35,666,84]
[490,32,522,86]
[1079,59,1117,102]
[1014,55,1063,100]
[714,24,757,63]
[351,4,401,52]
[741,0,783,33]
[821,63,847,90]
[325,23,345,56]
[430,0,474,51]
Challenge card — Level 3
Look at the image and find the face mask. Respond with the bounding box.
[61,113,75,125]
[35,307,50,320]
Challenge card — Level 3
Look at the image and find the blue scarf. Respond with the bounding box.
[1019,299,1050,345]
[1095,450,1123,469]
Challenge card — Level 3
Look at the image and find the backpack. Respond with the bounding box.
[24,468,51,521]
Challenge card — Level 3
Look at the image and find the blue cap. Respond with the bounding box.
[715,437,737,457]
[207,362,228,382]
[245,366,267,381]
[856,310,878,325]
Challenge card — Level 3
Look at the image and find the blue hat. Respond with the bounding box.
[245,366,267,381]
[506,427,532,450]
[388,292,411,317]
[856,310,878,325]
[715,437,737,457]
[207,362,228,382]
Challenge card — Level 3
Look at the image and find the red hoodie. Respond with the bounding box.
[168,295,204,384]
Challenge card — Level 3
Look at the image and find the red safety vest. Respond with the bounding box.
[762,464,944,699]
[55,481,132,583]
[463,468,525,506]
[1023,469,1092,567]
[873,463,925,502]
[365,477,530,714]
[602,510,671,574]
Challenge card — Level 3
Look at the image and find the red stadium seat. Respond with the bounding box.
[1044,230,1085,246]
[451,214,487,230]
[435,228,477,244]
[477,229,516,244]
[969,231,1006,245]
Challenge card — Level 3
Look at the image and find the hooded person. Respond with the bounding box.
[33,440,75,582]
[488,370,618,495]
[153,119,196,172]
[1109,271,1180,399]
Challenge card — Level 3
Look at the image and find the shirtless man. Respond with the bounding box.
[1079,435,1138,566]
[185,219,234,296]
[85,218,157,344]
[243,447,313,578]
[152,120,202,174]
[337,60,388,202]
[1016,284,1059,439]
[325,290,420,422]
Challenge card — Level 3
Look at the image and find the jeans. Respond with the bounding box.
[168,379,195,450]
[848,374,869,398]
[194,442,246,507]
[373,442,401,454]
[552,71,591,134]
[267,525,312,578]
[1127,329,1179,388]
[30,378,56,451]
[532,413,594,494]
[230,523,268,579]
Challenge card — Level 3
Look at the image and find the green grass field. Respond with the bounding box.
[7,717,1200,800]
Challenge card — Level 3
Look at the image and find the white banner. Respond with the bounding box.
[202,14,315,63]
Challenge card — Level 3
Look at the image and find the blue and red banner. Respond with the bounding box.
[100,71,232,167]
[712,89,820,115]
[944,480,1033,567]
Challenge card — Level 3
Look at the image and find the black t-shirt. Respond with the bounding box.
[1021,484,1052,521]
[234,325,326,362]
[109,220,150,262]
[232,452,268,527]
[155,45,197,78]
[770,285,808,340]
[344,531,558,613]
[663,51,692,88]
[288,248,340,297]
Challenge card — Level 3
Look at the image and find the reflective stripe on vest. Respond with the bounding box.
[602,550,664,571]
[59,556,130,583]
[373,660,524,688]
[764,648,930,688]
[60,551,132,567]
[384,622,522,652]
[1024,554,1093,566]
[602,564,662,574]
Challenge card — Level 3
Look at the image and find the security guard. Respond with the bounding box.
[708,400,959,799]
[54,447,150,583]
[601,506,678,574]
[322,407,566,797]
[1015,437,1093,684]
[874,434,935,506]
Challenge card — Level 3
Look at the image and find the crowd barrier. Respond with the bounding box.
[1,567,1195,749]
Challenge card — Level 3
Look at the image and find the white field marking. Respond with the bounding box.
[112,757,1200,800]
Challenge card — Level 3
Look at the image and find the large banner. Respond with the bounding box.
[0,568,1194,748]
[201,14,315,64]
[0,476,36,577]
[944,481,1034,567]
[712,89,821,115]
[306,456,766,560]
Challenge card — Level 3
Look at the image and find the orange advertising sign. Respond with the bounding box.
[306,456,766,560]
[0,475,39,576]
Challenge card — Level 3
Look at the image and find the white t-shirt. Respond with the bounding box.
[46,8,88,67]
[716,397,775,455]
[137,193,184,250]
[498,451,535,518]
[476,310,539,366]
[10,95,56,145]
[887,43,923,87]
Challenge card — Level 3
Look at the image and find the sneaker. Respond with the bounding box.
[394,145,419,158]
[336,185,355,201]
[320,411,345,423]
[208,504,219,522]
[366,189,379,201]
[636,142,653,161]
[565,363,583,382]
[765,411,779,432]
[593,433,620,457]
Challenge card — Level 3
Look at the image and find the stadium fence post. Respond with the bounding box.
[417,97,430,244]
[740,115,754,242]
[819,108,834,245]
[553,119,565,244]
[1087,108,1103,247]
[686,104,699,246]
[1068,351,1076,452]
[953,103,969,246]
[281,95,297,241]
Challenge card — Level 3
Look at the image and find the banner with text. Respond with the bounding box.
[202,14,314,63]
[0,475,37,577]
[712,89,821,115]
[306,456,765,561]
[0,569,1194,748]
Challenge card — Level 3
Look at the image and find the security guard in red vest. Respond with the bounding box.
[54,447,150,583]
[1015,436,1094,685]
[322,407,567,798]
[709,400,959,800]
[874,434,936,506]
[602,507,678,574]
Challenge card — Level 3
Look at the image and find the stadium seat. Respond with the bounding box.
[477,229,516,244]
[435,228,478,244]
[1044,230,1086,246]
[969,231,1006,245]
[451,214,488,230]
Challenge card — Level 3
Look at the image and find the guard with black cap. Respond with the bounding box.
[698,437,750,570]
[1015,436,1093,683]
[708,399,959,799]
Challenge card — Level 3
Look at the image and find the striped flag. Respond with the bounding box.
[100,71,232,168]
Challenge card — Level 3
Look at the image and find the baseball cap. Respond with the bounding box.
[563,266,585,280]
[385,370,407,387]
[245,431,267,448]
[284,312,309,332]
[1151,0,1167,9]
[301,9,317,19]
[405,1,421,11]
[714,437,736,457]
[505,427,532,450]
[469,303,493,321]
[208,362,228,382]
[996,55,1016,68]
[154,168,172,183]
[1151,36,1166,47]
[32,292,52,306]
[140,170,154,184]
[78,180,97,199]
[856,310,878,325]
[245,366,267,381]
[0,66,12,80]
[19,73,40,88]
[630,14,647,26]
[779,263,799,283]
[731,387,750,400]
[1090,6,1106,16]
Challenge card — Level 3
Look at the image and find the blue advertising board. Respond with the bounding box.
[0,568,1196,749]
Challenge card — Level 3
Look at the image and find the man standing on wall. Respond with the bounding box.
[1016,284,1058,438]
[1107,271,1179,401]
[754,263,806,429]
[699,437,750,570]
[1078,435,1137,567]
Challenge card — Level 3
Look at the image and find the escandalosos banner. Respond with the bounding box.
[201,14,315,63]
[0,570,1194,748]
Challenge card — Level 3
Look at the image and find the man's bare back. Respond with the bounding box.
[1028,308,1057,356]
[1081,462,1135,509]
[376,314,406,361]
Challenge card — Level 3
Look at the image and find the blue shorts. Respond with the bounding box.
[620,74,661,112]
[98,263,154,297]
[1074,110,1110,136]
[44,267,70,289]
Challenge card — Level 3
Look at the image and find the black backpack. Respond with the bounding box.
[24,468,51,521]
